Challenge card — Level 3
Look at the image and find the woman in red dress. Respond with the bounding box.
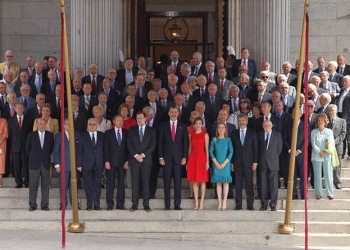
[187,117,209,210]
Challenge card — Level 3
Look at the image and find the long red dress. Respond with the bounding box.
[187,131,209,182]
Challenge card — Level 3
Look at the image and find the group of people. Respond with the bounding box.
[0,47,347,212]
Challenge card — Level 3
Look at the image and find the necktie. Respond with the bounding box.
[91,133,96,147]
[40,132,44,149]
[18,116,22,131]
[340,67,344,75]
[162,101,166,108]
[10,107,15,117]
[57,98,61,111]
[240,130,245,145]
[331,118,334,127]
[0,95,4,105]
[74,111,78,121]
[57,71,60,82]
[208,74,213,84]
[200,88,204,97]
[24,98,28,109]
[105,89,109,96]
[243,60,247,66]
[172,88,176,97]
[139,127,144,142]
[221,80,224,92]
[85,96,90,111]
[29,68,33,76]
[7,63,10,70]
[233,99,238,112]
[177,107,181,118]
[329,74,333,81]
[265,116,268,120]
[184,97,188,107]
[117,129,122,146]
[92,75,97,94]
[265,133,269,149]
[258,95,262,103]
[39,108,42,117]
[136,87,140,97]
[171,122,176,142]
[194,66,198,76]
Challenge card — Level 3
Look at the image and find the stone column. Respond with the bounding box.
[227,0,241,56]
[71,0,125,75]
[240,0,290,74]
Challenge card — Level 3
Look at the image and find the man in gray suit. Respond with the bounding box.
[217,67,233,100]
[327,104,346,189]
[257,120,282,211]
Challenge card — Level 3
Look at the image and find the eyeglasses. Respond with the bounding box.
[88,123,97,126]
[261,76,269,79]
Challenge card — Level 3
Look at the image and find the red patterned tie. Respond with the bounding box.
[208,74,213,84]
[221,80,224,92]
[243,60,247,66]
[171,122,175,142]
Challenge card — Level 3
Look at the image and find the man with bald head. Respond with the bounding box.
[21,56,36,83]
[82,63,105,95]
[0,50,21,84]
[167,50,182,76]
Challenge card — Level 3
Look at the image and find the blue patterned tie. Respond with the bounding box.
[139,127,144,142]
[117,129,122,146]
[240,130,245,145]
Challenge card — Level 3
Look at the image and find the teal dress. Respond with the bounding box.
[209,137,233,183]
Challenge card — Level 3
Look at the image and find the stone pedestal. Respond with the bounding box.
[71,0,125,75]
[240,0,290,73]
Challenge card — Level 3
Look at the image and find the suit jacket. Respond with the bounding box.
[302,71,319,85]
[104,128,128,167]
[313,67,327,74]
[191,63,206,77]
[143,102,165,126]
[232,59,257,78]
[337,64,350,76]
[81,74,105,94]
[127,125,156,166]
[76,131,104,170]
[166,60,182,76]
[48,96,62,121]
[286,74,298,87]
[14,82,37,99]
[256,114,281,133]
[177,106,191,126]
[17,96,36,114]
[26,130,54,170]
[117,68,138,90]
[329,73,344,88]
[72,88,84,96]
[219,78,234,100]
[283,120,305,154]
[79,95,98,119]
[319,81,341,94]
[158,121,189,165]
[329,117,347,154]
[8,115,33,152]
[249,91,271,103]
[41,81,58,101]
[258,130,283,170]
[183,94,199,112]
[0,61,21,84]
[72,107,87,132]
[231,128,258,167]
[42,68,65,86]
[166,86,182,101]
[203,96,223,122]
[26,106,41,121]
[53,131,79,172]
[193,87,209,101]
[21,67,36,84]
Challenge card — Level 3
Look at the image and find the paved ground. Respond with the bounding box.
[0,230,292,250]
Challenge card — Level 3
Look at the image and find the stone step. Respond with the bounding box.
[84,232,350,247]
[3,176,350,188]
[282,199,350,210]
[1,209,349,223]
[1,187,349,199]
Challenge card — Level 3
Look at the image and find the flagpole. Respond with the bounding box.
[60,0,84,233]
[278,0,310,234]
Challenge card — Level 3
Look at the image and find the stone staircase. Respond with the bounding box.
[1,160,350,248]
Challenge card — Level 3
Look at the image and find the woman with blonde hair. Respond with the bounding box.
[93,105,111,133]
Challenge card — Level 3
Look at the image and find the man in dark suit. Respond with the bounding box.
[79,83,98,119]
[81,63,105,96]
[77,118,105,211]
[26,118,54,211]
[48,84,62,123]
[328,61,344,88]
[281,62,297,87]
[21,56,36,84]
[191,52,206,77]
[127,111,156,212]
[232,48,257,78]
[158,88,175,120]
[158,106,189,210]
[257,120,282,211]
[166,74,182,101]
[167,50,182,76]
[53,119,79,210]
[70,94,87,133]
[41,70,58,102]
[117,58,138,90]
[72,78,84,96]
[205,61,220,86]
[174,94,191,126]
[256,101,281,133]
[327,104,346,189]
[313,57,327,74]
[26,93,46,121]
[99,79,120,121]
[17,85,36,114]
[180,82,199,112]
[337,54,350,76]
[283,108,305,199]
[231,114,258,210]
[193,75,209,101]
[203,84,223,123]
[104,115,129,210]
[8,103,33,188]
[14,71,37,98]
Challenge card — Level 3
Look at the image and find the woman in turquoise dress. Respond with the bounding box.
[209,122,233,210]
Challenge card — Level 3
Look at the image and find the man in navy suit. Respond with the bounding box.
[79,83,98,119]
[193,75,209,101]
[232,48,257,78]
[283,108,305,199]
[26,118,54,211]
[17,85,36,115]
[231,114,258,210]
[14,71,37,98]
[158,107,189,210]
[54,119,79,210]
[81,64,105,96]
[127,111,156,212]
[41,70,58,102]
[104,115,129,210]
[77,118,105,211]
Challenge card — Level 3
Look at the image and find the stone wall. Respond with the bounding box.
[0,0,70,68]
[290,0,350,68]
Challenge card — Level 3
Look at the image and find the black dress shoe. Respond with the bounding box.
[335,184,342,189]
[130,206,138,212]
[86,207,92,211]
[227,195,234,199]
[107,207,113,210]
[15,185,22,189]
[144,206,151,212]
[255,195,260,200]
[94,206,102,211]
[271,207,277,211]
[247,207,255,211]
[259,207,267,211]
[41,206,49,211]
[59,205,62,210]
[234,207,242,210]
[116,206,126,210]
[164,207,170,211]
[29,206,36,211]
[150,195,156,199]
[292,195,298,200]
[78,204,81,210]
[174,206,182,210]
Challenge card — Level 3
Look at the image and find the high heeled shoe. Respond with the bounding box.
[199,201,204,210]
